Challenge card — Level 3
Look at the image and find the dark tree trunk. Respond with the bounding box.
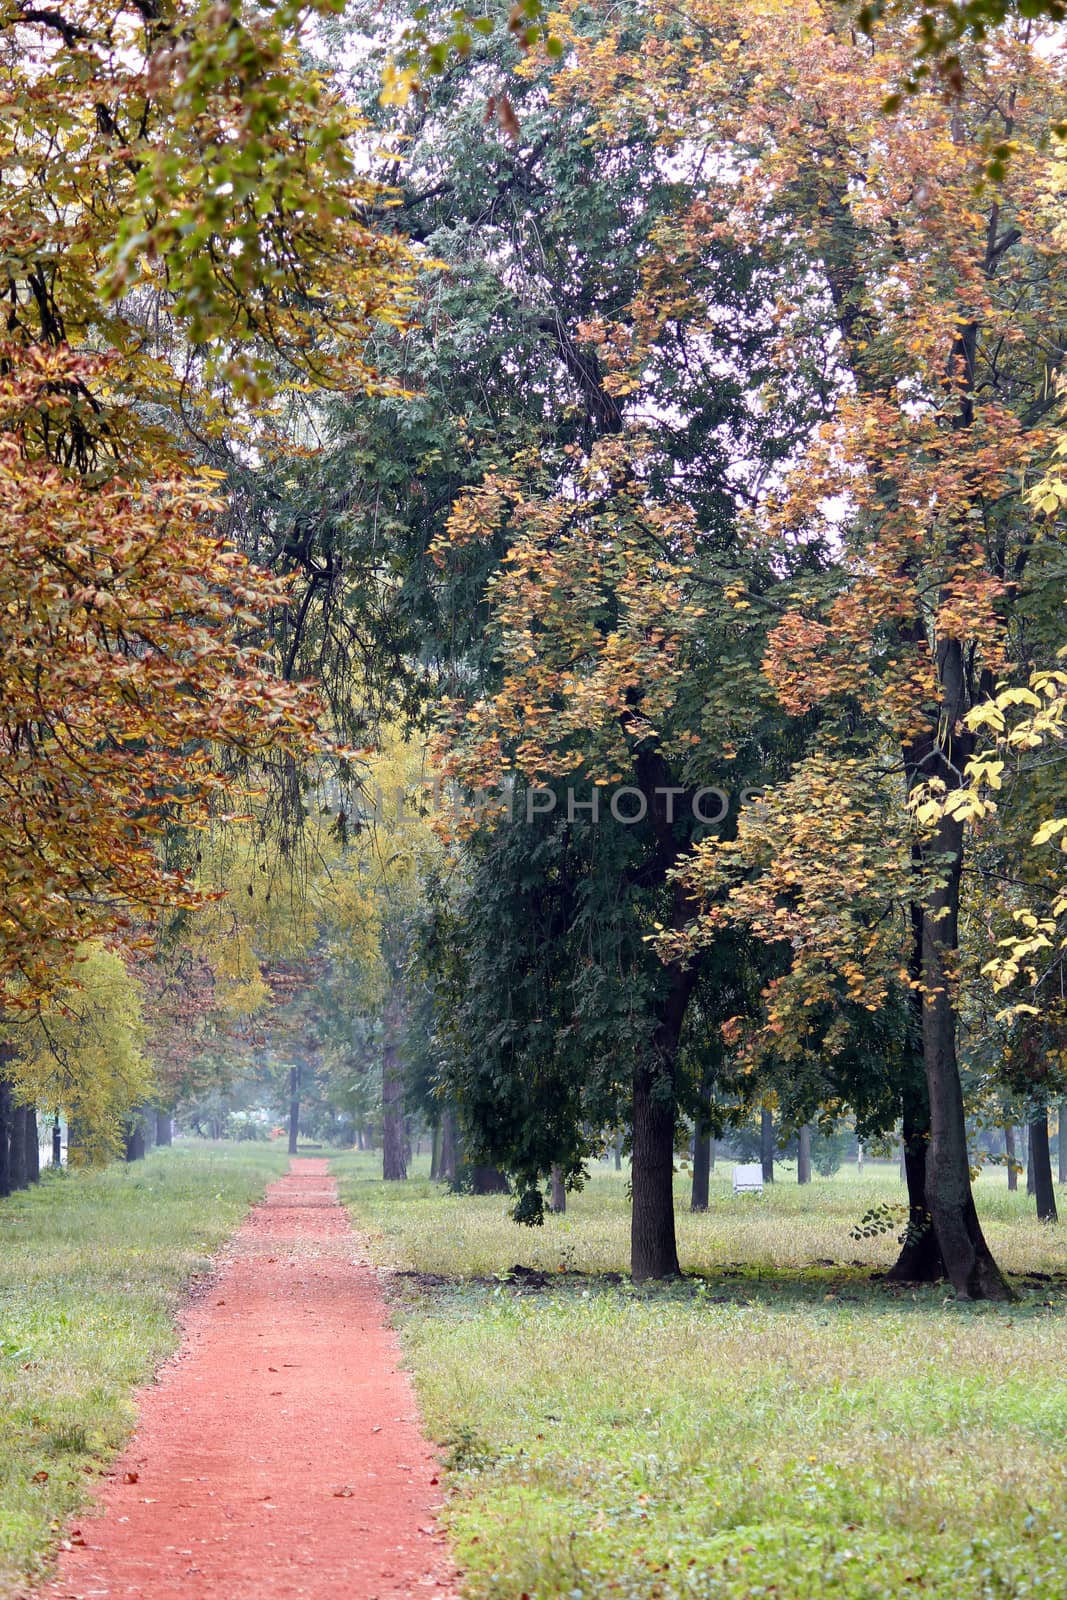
[614,1130,622,1171]
[9,1103,31,1189]
[440,1109,458,1182]
[760,1107,775,1184]
[24,1107,39,1184]
[1059,1103,1067,1184]
[124,1112,146,1163]
[691,1126,712,1211]
[630,963,693,1281]
[288,1064,300,1156]
[429,1119,440,1181]
[0,1074,10,1198]
[630,1054,680,1279]
[382,990,407,1182]
[1030,1113,1057,1222]
[142,1108,155,1152]
[915,811,1011,1298]
[470,1164,509,1194]
[1006,1122,1018,1190]
[549,1164,566,1213]
[886,1081,944,1283]
[797,1124,812,1185]
[51,1116,62,1168]
[156,1111,172,1146]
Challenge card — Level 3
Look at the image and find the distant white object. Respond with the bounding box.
[732,1162,764,1195]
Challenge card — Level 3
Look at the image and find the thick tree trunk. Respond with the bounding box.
[288,1064,300,1156]
[9,1103,30,1189]
[886,1083,943,1283]
[917,814,1011,1299]
[156,1111,173,1146]
[1006,1122,1018,1190]
[1059,1103,1067,1184]
[470,1164,509,1194]
[124,1114,145,1162]
[549,1164,566,1213]
[691,1126,712,1211]
[24,1107,39,1184]
[630,959,694,1281]
[1030,1113,1057,1223]
[798,1124,812,1185]
[0,1074,10,1197]
[381,991,407,1182]
[631,1061,680,1279]
[760,1107,775,1184]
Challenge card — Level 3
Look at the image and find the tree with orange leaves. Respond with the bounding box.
[0,0,416,1182]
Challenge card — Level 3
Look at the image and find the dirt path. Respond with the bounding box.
[42,1159,455,1600]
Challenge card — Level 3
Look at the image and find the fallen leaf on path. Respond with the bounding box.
[123,1471,139,1484]
[333,1486,355,1497]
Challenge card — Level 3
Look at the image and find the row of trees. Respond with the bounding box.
[3,0,1066,1306]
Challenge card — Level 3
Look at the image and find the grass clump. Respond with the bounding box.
[0,1142,288,1597]
[334,1151,1067,1599]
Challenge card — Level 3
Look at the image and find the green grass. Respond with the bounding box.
[0,1142,289,1597]
[334,1152,1067,1600]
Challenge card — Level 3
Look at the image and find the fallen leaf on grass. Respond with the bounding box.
[31,1471,49,1484]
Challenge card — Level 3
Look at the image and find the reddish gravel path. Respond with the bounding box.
[42,1160,455,1600]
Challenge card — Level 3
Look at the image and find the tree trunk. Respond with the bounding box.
[24,1107,39,1184]
[691,1126,712,1211]
[124,1112,145,1163]
[51,1116,62,1168]
[630,1058,679,1280]
[760,1107,775,1184]
[156,1111,173,1146]
[288,1064,300,1156]
[1006,1122,1018,1190]
[470,1164,509,1194]
[613,1130,622,1171]
[1030,1113,1057,1223]
[1059,1102,1067,1184]
[549,1163,566,1213]
[630,956,694,1281]
[9,1103,30,1189]
[382,989,407,1182]
[797,1124,812,1185]
[916,813,1011,1299]
[856,1139,864,1175]
[429,1118,440,1181]
[142,1107,155,1151]
[0,1073,10,1198]
[886,1081,944,1283]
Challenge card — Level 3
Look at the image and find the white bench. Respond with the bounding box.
[732,1162,764,1195]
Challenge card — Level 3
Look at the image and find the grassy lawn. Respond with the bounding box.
[0,1141,289,1598]
[334,1152,1067,1600]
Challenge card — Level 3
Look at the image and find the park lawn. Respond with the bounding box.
[0,1142,289,1598]
[334,1153,1067,1600]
